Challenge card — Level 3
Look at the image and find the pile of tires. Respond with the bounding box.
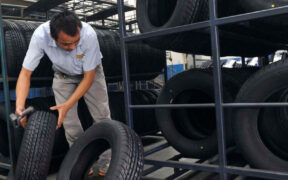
[155,68,241,158]
[78,90,159,136]
[154,66,261,159]
[136,0,285,56]
[94,29,166,82]
[1,20,166,85]
[11,108,144,179]
[233,60,288,172]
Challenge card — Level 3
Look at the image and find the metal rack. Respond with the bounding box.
[0,1,137,178]
[0,4,15,179]
[116,0,288,179]
[1,0,288,179]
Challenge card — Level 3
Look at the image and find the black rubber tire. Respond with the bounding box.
[233,60,288,172]
[156,69,234,158]
[222,67,259,87]
[136,0,204,50]
[57,120,144,180]
[237,0,288,26]
[15,111,57,180]
[96,29,166,82]
[0,97,69,170]
[168,68,239,140]
[3,21,27,77]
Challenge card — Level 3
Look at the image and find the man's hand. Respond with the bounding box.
[50,103,70,129]
[16,106,27,128]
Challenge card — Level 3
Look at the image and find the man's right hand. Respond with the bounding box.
[16,107,27,128]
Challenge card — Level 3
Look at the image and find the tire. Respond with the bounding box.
[96,29,166,82]
[15,111,57,180]
[57,120,144,180]
[237,0,288,26]
[222,67,259,87]
[233,60,288,171]
[156,69,234,158]
[0,97,69,170]
[136,0,208,52]
[172,68,239,140]
[3,21,27,77]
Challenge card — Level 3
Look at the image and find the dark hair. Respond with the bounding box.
[50,10,82,40]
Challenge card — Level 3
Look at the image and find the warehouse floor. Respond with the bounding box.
[0,135,261,180]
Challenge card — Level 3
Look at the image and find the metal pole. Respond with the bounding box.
[209,0,227,179]
[117,0,133,128]
[241,56,246,67]
[193,54,196,68]
[0,3,14,177]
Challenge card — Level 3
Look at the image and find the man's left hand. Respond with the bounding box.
[50,103,70,129]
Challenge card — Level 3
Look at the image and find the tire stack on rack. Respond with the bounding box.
[136,0,286,57]
[136,0,288,174]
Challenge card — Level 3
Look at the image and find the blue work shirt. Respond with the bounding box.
[22,21,102,75]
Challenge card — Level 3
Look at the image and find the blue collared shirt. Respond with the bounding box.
[22,21,102,75]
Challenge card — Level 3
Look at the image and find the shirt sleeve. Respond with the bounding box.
[22,33,44,71]
[82,32,103,72]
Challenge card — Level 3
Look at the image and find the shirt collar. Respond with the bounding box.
[48,37,57,47]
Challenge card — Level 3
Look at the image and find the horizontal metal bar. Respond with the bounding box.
[2,16,46,22]
[141,177,161,180]
[223,102,288,108]
[1,3,27,8]
[144,159,219,173]
[0,162,11,170]
[226,166,288,180]
[124,5,288,43]
[143,154,183,176]
[130,104,215,109]
[216,5,288,26]
[124,21,210,42]
[0,77,53,82]
[144,143,170,157]
[130,102,288,109]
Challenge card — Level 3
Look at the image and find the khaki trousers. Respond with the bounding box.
[52,64,111,146]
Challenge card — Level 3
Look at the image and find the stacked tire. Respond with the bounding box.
[136,0,284,56]
[155,68,240,158]
[1,20,166,86]
[233,60,288,172]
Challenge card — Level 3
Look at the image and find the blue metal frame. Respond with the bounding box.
[0,3,15,178]
[116,0,288,179]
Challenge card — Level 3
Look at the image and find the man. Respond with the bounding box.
[15,10,111,175]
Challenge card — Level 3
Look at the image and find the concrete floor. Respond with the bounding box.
[0,135,258,180]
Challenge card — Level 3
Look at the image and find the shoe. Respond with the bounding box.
[88,169,94,176]
[97,171,106,177]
